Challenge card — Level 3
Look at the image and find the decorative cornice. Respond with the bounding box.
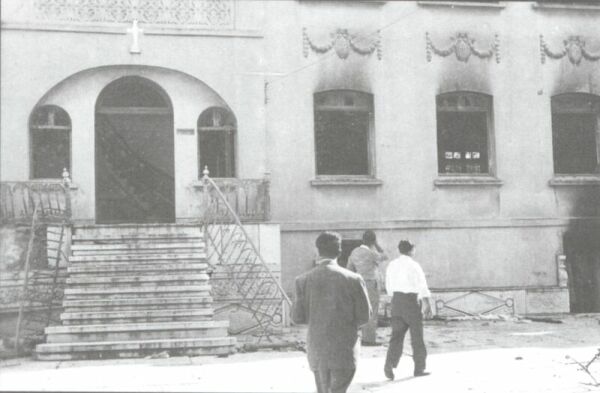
[540,35,600,65]
[302,27,382,60]
[426,32,500,63]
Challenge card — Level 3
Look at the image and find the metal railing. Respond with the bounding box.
[0,181,70,354]
[208,177,270,222]
[1,181,71,225]
[201,168,290,337]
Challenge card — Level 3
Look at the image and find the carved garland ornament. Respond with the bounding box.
[426,32,500,63]
[540,35,600,65]
[302,28,382,60]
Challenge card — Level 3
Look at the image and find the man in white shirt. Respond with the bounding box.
[383,240,432,380]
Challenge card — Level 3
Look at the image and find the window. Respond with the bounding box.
[551,94,600,175]
[314,90,373,176]
[30,105,71,179]
[198,107,236,178]
[436,92,493,175]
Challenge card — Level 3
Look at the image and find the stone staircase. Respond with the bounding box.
[35,224,236,361]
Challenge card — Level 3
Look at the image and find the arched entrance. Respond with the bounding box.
[95,76,175,224]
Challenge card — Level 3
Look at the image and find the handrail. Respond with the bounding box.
[13,205,38,354]
[201,167,291,335]
[203,170,291,305]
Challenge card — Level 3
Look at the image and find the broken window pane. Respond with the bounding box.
[30,105,71,179]
[551,93,600,175]
[314,90,372,176]
[436,92,492,175]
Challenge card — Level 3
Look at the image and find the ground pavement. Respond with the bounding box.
[0,314,599,393]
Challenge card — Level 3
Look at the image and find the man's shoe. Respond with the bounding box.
[414,371,431,377]
[384,365,394,380]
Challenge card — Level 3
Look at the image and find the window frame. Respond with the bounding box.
[550,92,600,177]
[312,89,377,182]
[197,106,237,179]
[29,104,72,181]
[435,91,497,179]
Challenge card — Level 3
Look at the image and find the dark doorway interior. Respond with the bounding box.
[95,77,175,224]
[564,224,600,313]
[339,239,362,268]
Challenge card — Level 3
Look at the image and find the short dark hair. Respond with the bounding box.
[362,230,377,246]
[398,240,414,255]
[316,231,342,258]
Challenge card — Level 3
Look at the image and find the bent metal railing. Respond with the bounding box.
[0,181,71,354]
[201,168,291,338]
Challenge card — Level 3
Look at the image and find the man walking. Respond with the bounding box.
[384,240,432,380]
[347,230,387,345]
[292,231,372,393]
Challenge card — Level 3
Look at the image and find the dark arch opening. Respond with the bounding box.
[94,76,175,224]
[29,105,72,179]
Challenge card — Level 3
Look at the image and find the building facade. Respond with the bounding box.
[2,1,600,317]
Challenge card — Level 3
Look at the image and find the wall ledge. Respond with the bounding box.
[434,176,503,187]
[310,177,383,187]
[417,1,506,9]
[1,22,263,38]
[549,175,600,187]
[532,2,600,12]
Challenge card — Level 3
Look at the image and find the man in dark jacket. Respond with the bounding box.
[292,231,372,393]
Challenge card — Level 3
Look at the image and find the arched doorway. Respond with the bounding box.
[95,76,175,224]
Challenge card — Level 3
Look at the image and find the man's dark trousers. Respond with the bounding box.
[313,367,355,393]
[384,292,427,373]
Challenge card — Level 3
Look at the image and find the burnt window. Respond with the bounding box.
[198,107,236,178]
[30,105,71,179]
[436,92,493,175]
[314,90,373,176]
[551,94,600,175]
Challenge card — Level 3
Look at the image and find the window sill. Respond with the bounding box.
[417,1,505,9]
[434,176,503,187]
[310,177,383,187]
[548,175,600,187]
[532,3,600,12]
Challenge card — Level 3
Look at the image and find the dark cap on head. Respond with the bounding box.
[398,240,415,255]
[362,230,377,245]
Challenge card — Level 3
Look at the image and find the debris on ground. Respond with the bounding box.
[524,317,563,324]
[145,351,170,359]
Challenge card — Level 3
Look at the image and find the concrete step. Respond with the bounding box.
[73,225,204,242]
[71,242,205,251]
[64,284,211,297]
[64,296,214,312]
[64,287,211,301]
[45,320,229,343]
[72,247,205,256]
[67,263,208,275]
[69,253,207,263]
[35,337,236,361]
[66,274,210,285]
[61,308,214,325]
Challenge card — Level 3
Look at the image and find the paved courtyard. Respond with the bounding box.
[1,314,599,393]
